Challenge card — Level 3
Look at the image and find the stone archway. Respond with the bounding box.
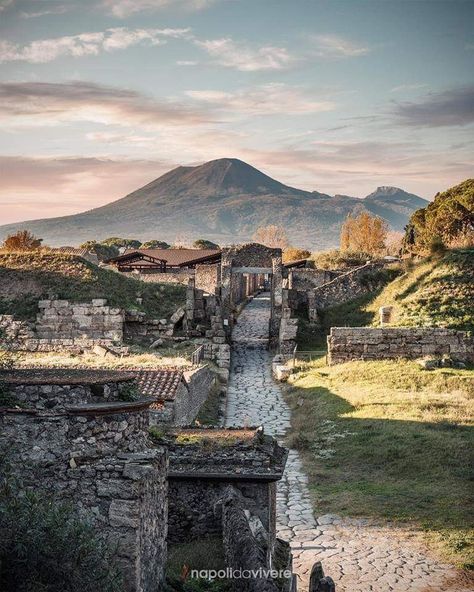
[220,243,283,347]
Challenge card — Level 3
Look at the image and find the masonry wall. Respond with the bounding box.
[0,297,125,352]
[288,269,339,291]
[195,263,220,294]
[121,271,193,285]
[327,327,474,365]
[0,379,168,592]
[168,478,274,544]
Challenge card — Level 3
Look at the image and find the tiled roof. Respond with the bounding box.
[122,248,221,267]
[134,369,185,407]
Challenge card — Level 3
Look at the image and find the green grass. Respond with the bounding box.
[367,249,474,331]
[0,252,186,320]
[284,358,474,569]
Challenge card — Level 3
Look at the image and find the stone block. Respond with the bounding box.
[92,299,107,306]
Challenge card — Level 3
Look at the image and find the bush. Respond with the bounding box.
[0,470,123,592]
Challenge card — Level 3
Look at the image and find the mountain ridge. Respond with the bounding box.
[0,158,429,249]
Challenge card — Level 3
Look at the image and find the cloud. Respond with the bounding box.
[20,5,69,19]
[0,27,190,63]
[177,60,198,66]
[0,0,13,12]
[310,34,370,59]
[101,0,216,18]
[194,37,295,71]
[393,86,474,127]
[0,155,171,224]
[186,83,334,115]
[390,84,427,93]
[0,81,211,129]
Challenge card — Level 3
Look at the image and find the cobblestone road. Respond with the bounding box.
[224,293,470,592]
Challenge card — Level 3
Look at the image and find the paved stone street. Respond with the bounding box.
[224,293,470,592]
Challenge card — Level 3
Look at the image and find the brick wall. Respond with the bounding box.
[328,327,474,365]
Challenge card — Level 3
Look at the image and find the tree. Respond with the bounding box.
[141,240,170,249]
[193,239,220,250]
[282,247,311,263]
[79,241,119,262]
[404,179,474,253]
[101,237,141,249]
[253,225,289,249]
[2,230,42,252]
[340,212,388,255]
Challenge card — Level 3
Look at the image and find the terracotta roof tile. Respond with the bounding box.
[134,369,185,407]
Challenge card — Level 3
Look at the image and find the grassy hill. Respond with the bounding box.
[367,249,474,331]
[0,252,186,321]
[297,249,474,349]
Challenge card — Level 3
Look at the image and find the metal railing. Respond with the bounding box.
[190,344,205,366]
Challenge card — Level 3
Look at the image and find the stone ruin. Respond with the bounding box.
[0,369,298,592]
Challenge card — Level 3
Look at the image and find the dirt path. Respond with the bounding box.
[224,293,470,592]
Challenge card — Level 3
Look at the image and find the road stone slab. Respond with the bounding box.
[224,293,470,592]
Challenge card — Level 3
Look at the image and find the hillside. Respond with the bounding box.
[367,249,474,330]
[0,158,428,250]
[298,249,474,349]
[0,252,186,321]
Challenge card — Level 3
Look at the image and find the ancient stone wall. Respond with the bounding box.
[309,263,386,321]
[195,263,220,293]
[0,298,124,352]
[166,430,287,544]
[221,487,283,592]
[288,269,339,291]
[149,366,215,427]
[327,327,474,365]
[0,385,168,592]
[121,270,193,285]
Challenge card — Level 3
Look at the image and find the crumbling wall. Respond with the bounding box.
[288,269,339,291]
[327,327,474,365]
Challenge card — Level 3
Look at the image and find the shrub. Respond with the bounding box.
[0,470,123,592]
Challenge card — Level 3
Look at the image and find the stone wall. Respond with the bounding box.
[121,270,193,285]
[328,327,474,365]
[0,373,168,591]
[288,269,339,291]
[150,366,216,427]
[0,298,125,352]
[166,429,287,544]
[195,263,220,293]
[221,487,289,592]
[309,263,386,321]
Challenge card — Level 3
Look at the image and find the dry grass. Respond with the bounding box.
[285,358,474,569]
[14,350,193,370]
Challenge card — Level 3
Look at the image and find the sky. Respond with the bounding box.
[0,0,473,225]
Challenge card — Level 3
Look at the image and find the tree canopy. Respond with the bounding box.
[141,240,170,249]
[192,239,220,250]
[404,179,474,253]
[340,212,388,255]
[2,230,42,252]
[101,237,142,249]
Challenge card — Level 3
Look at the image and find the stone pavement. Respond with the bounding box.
[224,293,470,592]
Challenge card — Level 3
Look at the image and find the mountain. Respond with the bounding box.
[0,158,428,249]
